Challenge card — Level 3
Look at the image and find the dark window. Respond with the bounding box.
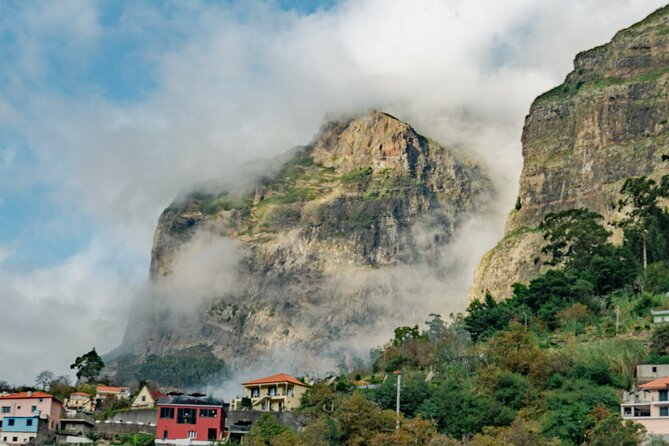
[661,407,669,417]
[8,419,15,426]
[26,419,33,426]
[199,409,217,418]
[0,420,2,428]
[160,407,175,419]
[268,386,277,396]
[653,367,658,373]
[177,408,197,424]
[1,407,8,414]
[31,406,36,413]
[163,430,168,440]
[12,437,17,442]
[660,390,668,402]
[251,388,259,398]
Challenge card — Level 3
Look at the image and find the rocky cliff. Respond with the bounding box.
[470,6,669,301]
[120,111,489,375]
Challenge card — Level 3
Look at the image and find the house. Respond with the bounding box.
[637,365,669,384]
[621,376,669,439]
[652,310,669,324]
[0,391,63,432]
[131,386,164,409]
[65,392,95,412]
[155,395,226,445]
[230,373,310,412]
[0,416,51,445]
[95,385,130,401]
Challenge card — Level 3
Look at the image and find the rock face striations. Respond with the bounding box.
[122,111,489,373]
[470,6,669,301]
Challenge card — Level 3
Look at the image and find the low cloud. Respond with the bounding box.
[1,0,666,384]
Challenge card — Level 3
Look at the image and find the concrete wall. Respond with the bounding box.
[637,365,669,383]
[95,422,156,437]
[108,409,156,425]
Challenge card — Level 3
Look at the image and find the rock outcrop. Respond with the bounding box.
[120,111,489,374]
[470,6,669,301]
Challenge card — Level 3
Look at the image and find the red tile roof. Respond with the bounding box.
[0,391,54,400]
[640,376,669,390]
[96,385,129,393]
[70,392,91,397]
[149,389,166,400]
[242,373,309,387]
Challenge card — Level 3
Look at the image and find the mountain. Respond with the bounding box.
[470,6,669,301]
[115,111,490,380]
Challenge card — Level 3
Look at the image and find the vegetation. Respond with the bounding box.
[70,348,105,382]
[135,345,226,388]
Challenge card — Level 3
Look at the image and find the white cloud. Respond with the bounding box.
[0,239,142,386]
[1,0,666,383]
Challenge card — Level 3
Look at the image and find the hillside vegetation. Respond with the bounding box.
[245,164,669,446]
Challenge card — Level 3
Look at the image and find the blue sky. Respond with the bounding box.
[0,0,665,386]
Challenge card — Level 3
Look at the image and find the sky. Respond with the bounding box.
[0,0,666,386]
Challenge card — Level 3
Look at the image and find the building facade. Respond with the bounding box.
[0,391,63,432]
[621,376,669,438]
[231,373,310,412]
[155,396,226,445]
[131,386,164,409]
[95,386,130,401]
[65,392,95,412]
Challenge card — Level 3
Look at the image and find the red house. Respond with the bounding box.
[156,395,226,445]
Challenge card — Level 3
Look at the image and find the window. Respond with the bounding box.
[141,396,146,402]
[162,430,168,440]
[159,408,175,419]
[26,419,33,426]
[12,437,17,442]
[268,386,277,396]
[177,408,197,424]
[251,388,259,398]
[199,409,217,418]
[8,419,15,426]
[653,366,658,373]
[188,431,196,439]
[660,390,668,402]
[1,407,8,414]
[31,406,36,413]
[38,399,43,403]
[661,407,669,417]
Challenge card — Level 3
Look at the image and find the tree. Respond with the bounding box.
[617,175,669,270]
[651,325,669,356]
[70,348,104,382]
[539,208,610,271]
[34,370,54,390]
[586,407,645,446]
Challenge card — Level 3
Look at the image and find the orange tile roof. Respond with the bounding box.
[242,373,309,387]
[96,385,129,393]
[0,391,54,400]
[640,377,669,390]
[70,392,91,397]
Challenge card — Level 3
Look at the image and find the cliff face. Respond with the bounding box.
[124,111,489,373]
[471,6,669,301]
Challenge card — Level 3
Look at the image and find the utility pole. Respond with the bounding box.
[395,370,401,430]
[616,305,620,336]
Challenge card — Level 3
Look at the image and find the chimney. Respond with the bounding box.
[27,391,32,397]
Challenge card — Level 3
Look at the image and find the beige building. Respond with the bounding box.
[65,393,95,412]
[231,373,309,412]
[621,376,669,439]
[130,386,164,409]
[95,386,130,401]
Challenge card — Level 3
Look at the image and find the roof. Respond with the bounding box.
[70,392,91,397]
[157,395,225,407]
[242,373,309,387]
[0,391,55,400]
[149,389,166,400]
[96,386,129,393]
[639,376,669,390]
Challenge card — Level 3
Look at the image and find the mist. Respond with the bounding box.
[1,0,666,385]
